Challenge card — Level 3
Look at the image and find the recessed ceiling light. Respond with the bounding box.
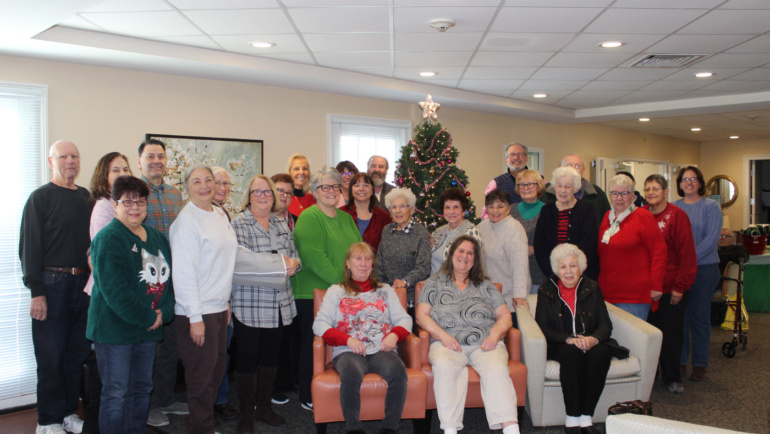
[694,72,714,78]
[691,127,701,132]
[533,93,548,98]
[419,71,437,77]
[730,135,739,139]
[250,41,276,48]
[639,118,650,122]
[599,41,624,48]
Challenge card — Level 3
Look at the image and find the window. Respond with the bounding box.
[0,82,47,409]
[328,115,411,183]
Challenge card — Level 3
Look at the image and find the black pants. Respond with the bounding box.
[648,292,689,384]
[233,315,284,373]
[547,343,611,417]
[296,299,314,404]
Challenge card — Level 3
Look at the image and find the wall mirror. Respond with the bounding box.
[706,175,738,209]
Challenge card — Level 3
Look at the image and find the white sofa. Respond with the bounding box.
[517,294,663,427]
[606,414,748,433]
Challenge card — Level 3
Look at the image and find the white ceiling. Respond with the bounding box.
[3,0,770,141]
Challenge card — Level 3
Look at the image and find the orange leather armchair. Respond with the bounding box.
[311,287,427,434]
[414,282,527,432]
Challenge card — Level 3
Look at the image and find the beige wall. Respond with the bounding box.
[701,139,770,230]
[2,54,702,209]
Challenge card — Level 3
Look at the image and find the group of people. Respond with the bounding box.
[20,138,721,434]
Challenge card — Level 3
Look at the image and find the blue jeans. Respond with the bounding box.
[333,351,407,432]
[681,264,720,367]
[614,303,650,321]
[215,322,234,405]
[33,271,90,425]
[95,341,156,434]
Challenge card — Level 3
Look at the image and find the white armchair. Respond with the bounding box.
[517,294,662,427]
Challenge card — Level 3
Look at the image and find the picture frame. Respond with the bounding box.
[145,133,263,216]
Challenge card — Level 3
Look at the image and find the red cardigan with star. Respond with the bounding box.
[643,203,697,295]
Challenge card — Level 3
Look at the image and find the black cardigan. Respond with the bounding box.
[535,276,612,345]
[533,200,599,280]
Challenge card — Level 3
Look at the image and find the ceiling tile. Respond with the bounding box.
[719,0,770,9]
[184,9,293,35]
[480,33,575,52]
[726,35,770,53]
[82,0,173,12]
[289,7,389,33]
[304,33,391,52]
[560,33,667,53]
[60,15,105,32]
[647,34,754,54]
[394,0,500,5]
[695,53,770,68]
[612,0,722,8]
[544,52,635,68]
[457,79,522,91]
[503,0,612,6]
[518,80,590,91]
[151,35,222,49]
[169,0,277,9]
[315,52,392,68]
[730,68,770,81]
[529,67,607,80]
[662,67,750,80]
[212,34,307,53]
[345,67,394,78]
[463,66,537,80]
[284,0,388,6]
[395,51,472,67]
[683,90,745,98]
[701,80,770,92]
[585,9,708,34]
[470,51,553,67]
[580,80,651,91]
[679,9,770,34]
[395,32,483,52]
[80,11,202,37]
[509,90,574,101]
[611,90,691,104]
[554,90,631,109]
[491,8,604,33]
[639,79,712,91]
[394,67,466,80]
[249,52,315,64]
[599,67,677,81]
[393,7,497,33]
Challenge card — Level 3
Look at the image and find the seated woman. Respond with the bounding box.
[313,242,412,434]
[535,243,614,434]
[416,235,519,434]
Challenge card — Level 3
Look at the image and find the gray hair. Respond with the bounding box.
[367,155,389,171]
[504,142,528,156]
[610,174,635,193]
[384,188,416,210]
[183,164,214,190]
[551,166,581,191]
[560,153,584,167]
[309,166,342,191]
[211,166,230,179]
[550,243,587,276]
[644,174,668,190]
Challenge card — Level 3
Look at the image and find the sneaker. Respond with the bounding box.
[36,424,66,434]
[159,401,189,415]
[271,391,289,405]
[146,409,170,427]
[62,414,84,433]
[300,401,313,411]
[667,382,684,393]
[214,402,238,420]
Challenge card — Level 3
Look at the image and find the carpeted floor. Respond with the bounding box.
[153,312,770,434]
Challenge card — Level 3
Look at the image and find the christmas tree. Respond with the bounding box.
[394,95,480,232]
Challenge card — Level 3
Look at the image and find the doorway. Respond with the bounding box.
[747,157,770,225]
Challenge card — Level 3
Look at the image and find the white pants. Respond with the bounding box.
[428,340,518,430]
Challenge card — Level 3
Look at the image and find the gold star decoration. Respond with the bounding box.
[419,94,440,121]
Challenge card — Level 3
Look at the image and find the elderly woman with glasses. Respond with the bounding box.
[534,166,599,280]
[335,160,359,208]
[673,166,722,381]
[88,175,174,434]
[376,188,431,315]
[508,169,547,292]
[291,166,362,411]
[597,174,666,321]
[170,165,239,434]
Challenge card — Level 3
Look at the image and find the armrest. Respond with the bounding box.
[418,328,430,366]
[504,327,521,362]
[397,334,422,370]
[312,335,327,376]
[606,302,663,401]
[516,294,547,423]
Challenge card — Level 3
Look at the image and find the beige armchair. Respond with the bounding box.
[517,294,662,427]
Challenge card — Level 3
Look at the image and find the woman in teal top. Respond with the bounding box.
[87,175,174,434]
[291,166,362,410]
[508,169,547,292]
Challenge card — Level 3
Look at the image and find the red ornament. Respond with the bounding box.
[465,191,471,197]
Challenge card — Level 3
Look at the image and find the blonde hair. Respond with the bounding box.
[341,242,382,295]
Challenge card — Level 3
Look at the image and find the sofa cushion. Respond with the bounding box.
[544,355,641,381]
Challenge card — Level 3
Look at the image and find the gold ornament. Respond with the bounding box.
[418,94,440,121]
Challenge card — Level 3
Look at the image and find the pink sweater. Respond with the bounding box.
[84,198,115,295]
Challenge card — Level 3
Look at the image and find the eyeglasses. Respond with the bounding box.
[681,177,698,183]
[275,188,292,197]
[565,163,584,170]
[340,171,356,177]
[643,186,662,193]
[506,152,527,159]
[609,191,631,198]
[116,199,147,208]
[316,184,342,193]
[518,182,537,190]
[215,181,231,187]
[250,189,274,197]
[389,204,410,211]
[720,234,735,239]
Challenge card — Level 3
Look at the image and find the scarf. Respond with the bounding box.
[601,205,635,244]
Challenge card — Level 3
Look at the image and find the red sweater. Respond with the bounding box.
[597,208,667,304]
[289,192,315,218]
[643,203,697,294]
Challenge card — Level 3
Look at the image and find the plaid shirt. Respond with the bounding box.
[143,176,184,239]
[390,217,416,234]
[231,211,299,328]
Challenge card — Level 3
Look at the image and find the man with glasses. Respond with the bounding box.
[367,155,395,210]
[485,143,531,207]
[20,140,92,434]
[137,139,188,427]
[543,154,611,227]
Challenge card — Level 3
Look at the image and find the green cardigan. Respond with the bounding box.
[87,219,175,344]
[291,205,362,300]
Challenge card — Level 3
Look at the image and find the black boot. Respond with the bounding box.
[256,366,286,426]
[235,372,257,433]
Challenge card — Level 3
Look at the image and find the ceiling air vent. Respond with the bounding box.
[630,54,705,68]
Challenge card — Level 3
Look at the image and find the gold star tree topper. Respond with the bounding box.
[419,94,440,121]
